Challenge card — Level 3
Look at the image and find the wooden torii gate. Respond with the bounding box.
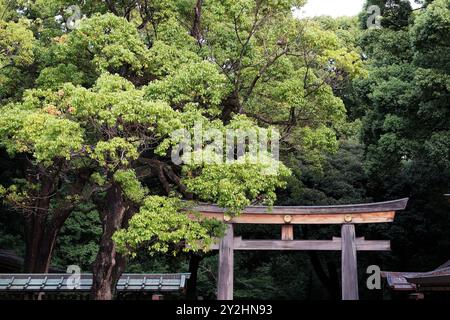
[194,198,408,300]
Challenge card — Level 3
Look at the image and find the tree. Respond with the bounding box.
[0,86,94,272]
[0,1,364,300]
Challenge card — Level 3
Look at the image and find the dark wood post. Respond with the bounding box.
[217,223,234,300]
[341,224,359,300]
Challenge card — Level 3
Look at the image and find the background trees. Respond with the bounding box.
[355,0,450,271]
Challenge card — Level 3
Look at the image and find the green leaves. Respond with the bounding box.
[113,169,147,204]
[54,13,150,78]
[0,106,83,164]
[0,19,35,102]
[66,73,181,134]
[183,159,291,215]
[36,64,85,89]
[91,138,138,168]
[411,0,450,70]
[113,196,223,257]
[145,61,229,114]
[0,19,34,69]
[146,41,201,78]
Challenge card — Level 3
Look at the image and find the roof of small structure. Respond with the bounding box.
[0,273,190,292]
[382,261,450,292]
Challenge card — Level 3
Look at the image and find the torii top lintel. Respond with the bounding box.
[193,198,409,225]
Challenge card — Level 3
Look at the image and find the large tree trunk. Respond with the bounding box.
[23,176,53,273]
[24,207,74,273]
[23,168,84,273]
[24,226,56,273]
[91,183,130,300]
[24,215,42,272]
[35,208,73,272]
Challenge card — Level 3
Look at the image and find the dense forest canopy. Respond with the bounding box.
[0,0,449,300]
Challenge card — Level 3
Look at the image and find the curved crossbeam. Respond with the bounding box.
[192,198,409,224]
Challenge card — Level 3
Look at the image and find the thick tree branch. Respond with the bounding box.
[190,0,203,45]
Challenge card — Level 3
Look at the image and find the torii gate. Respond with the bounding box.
[194,198,408,300]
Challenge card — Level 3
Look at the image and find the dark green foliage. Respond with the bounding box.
[356,0,450,272]
[359,0,413,30]
[279,139,369,206]
[52,205,102,271]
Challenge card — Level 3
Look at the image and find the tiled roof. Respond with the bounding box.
[0,273,190,292]
[383,261,450,291]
